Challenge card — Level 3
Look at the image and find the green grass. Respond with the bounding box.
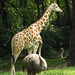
[0,57,75,75]
[0,67,75,75]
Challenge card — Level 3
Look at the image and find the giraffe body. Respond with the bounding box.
[11,26,42,61]
[11,2,62,75]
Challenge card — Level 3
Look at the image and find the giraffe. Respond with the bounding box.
[11,2,62,75]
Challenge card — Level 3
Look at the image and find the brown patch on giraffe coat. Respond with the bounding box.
[44,15,47,18]
[26,30,28,32]
[36,33,38,36]
[37,22,40,25]
[31,34,33,38]
[23,30,26,34]
[16,47,18,49]
[43,18,45,21]
[15,39,18,41]
[15,43,18,45]
[34,29,37,32]
[34,36,37,41]
[28,39,31,42]
[16,34,19,38]
[31,30,33,33]
[26,33,28,36]
[28,36,31,40]
[41,26,44,28]
[21,32,25,36]
[27,38,28,41]
[20,36,22,39]
[38,37,41,40]
[17,34,19,37]
[22,34,24,36]
[38,27,40,31]
[23,37,26,40]
[21,41,23,45]
[30,26,33,29]
[44,22,47,25]
[34,24,37,27]
[40,21,43,25]
[29,32,31,35]
[48,9,50,12]
[46,11,48,14]
[19,33,22,35]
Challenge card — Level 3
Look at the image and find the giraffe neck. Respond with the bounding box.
[28,5,52,34]
[36,5,52,33]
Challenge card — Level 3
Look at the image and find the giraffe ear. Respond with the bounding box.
[53,0,55,3]
[51,0,52,3]
[51,0,55,3]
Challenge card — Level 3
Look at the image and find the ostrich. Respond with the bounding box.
[22,54,47,75]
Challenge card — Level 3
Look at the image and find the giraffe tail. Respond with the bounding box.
[11,55,15,65]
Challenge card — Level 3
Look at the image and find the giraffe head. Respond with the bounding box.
[50,2,62,12]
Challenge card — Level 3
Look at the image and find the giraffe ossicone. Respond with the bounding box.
[11,2,62,75]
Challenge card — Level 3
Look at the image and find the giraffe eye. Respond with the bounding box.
[56,6,57,8]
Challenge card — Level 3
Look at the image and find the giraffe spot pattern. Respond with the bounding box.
[11,2,52,59]
[44,15,47,18]
[34,28,37,32]
[40,21,43,25]
[44,22,47,24]
[41,25,44,28]
[38,27,40,31]
[43,18,45,21]
[30,26,33,29]
[34,24,37,27]
[31,34,33,38]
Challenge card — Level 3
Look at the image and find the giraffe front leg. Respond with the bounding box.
[28,49,32,55]
[11,51,22,75]
[33,43,39,54]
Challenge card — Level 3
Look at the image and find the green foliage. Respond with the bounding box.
[41,24,69,58]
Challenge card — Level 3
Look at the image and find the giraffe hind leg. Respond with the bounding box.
[11,55,15,75]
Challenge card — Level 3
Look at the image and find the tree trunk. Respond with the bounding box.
[68,0,75,66]
[56,0,60,26]
[0,0,8,28]
[65,0,72,30]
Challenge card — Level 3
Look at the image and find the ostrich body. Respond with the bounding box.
[22,54,47,75]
